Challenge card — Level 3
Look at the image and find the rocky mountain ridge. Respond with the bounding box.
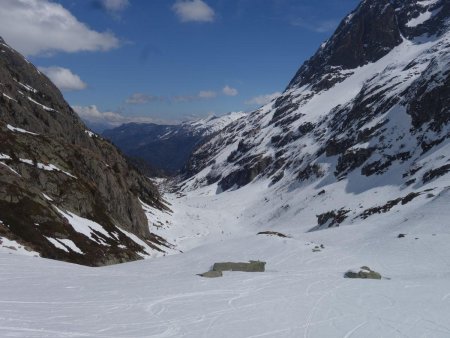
[181,0,450,231]
[0,38,172,266]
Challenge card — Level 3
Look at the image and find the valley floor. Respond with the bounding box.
[2,183,450,337]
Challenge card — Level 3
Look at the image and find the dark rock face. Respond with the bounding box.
[288,0,403,91]
[0,38,170,266]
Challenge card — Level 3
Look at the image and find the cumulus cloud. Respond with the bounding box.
[172,0,215,23]
[222,85,238,97]
[0,0,119,56]
[126,93,163,104]
[100,0,129,12]
[245,92,281,106]
[73,105,174,128]
[39,67,87,91]
[198,90,217,99]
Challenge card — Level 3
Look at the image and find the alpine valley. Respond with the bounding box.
[1,0,450,337]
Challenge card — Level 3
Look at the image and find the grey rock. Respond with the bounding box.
[197,271,223,278]
[212,261,266,272]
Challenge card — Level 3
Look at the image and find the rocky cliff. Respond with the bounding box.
[0,38,171,266]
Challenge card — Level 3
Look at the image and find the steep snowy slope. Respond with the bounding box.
[182,0,450,232]
[103,112,246,175]
[0,37,172,266]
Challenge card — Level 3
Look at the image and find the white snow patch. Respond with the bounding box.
[85,130,97,138]
[2,93,17,102]
[54,207,111,245]
[62,239,83,253]
[19,158,77,179]
[117,227,155,258]
[15,81,38,94]
[46,237,83,255]
[27,97,58,113]
[45,237,69,253]
[42,193,53,201]
[406,10,433,27]
[7,124,39,136]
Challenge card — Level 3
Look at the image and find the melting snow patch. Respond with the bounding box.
[417,0,440,7]
[27,97,58,113]
[46,237,69,253]
[85,130,97,138]
[19,158,77,179]
[0,161,20,176]
[42,193,53,201]
[117,227,154,257]
[54,207,112,245]
[2,93,17,102]
[406,11,433,27]
[15,80,38,94]
[7,124,39,135]
[46,237,83,254]
[0,153,11,160]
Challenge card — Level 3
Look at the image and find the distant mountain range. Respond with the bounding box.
[102,112,246,175]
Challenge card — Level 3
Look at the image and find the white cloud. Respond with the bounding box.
[126,93,163,104]
[198,90,217,99]
[101,0,129,12]
[0,0,119,56]
[222,85,238,97]
[172,0,215,23]
[73,105,174,128]
[245,92,282,106]
[39,67,87,91]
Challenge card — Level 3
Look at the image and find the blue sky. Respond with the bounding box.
[0,0,359,128]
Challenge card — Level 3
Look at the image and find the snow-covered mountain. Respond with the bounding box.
[3,1,450,336]
[0,37,172,265]
[182,0,450,232]
[103,112,246,175]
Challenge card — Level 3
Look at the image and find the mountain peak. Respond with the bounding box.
[287,0,448,92]
[288,0,402,91]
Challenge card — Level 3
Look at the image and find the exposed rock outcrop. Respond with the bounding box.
[0,38,170,266]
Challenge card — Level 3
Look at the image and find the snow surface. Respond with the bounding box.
[2,185,450,337]
[0,236,39,257]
